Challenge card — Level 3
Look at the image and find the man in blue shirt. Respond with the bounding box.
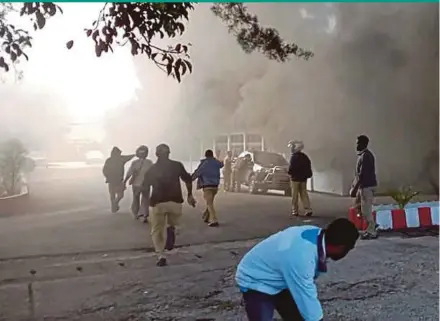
[192,149,224,227]
[236,218,359,321]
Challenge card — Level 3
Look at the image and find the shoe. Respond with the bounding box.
[361,232,378,240]
[156,257,167,267]
[208,222,219,227]
[143,216,149,224]
[305,211,313,217]
[291,210,299,217]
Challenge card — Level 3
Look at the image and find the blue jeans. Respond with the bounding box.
[242,289,304,321]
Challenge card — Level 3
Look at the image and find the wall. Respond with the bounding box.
[308,169,353,196]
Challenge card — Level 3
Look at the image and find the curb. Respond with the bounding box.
[0,185,30,217]
[349,201,439,231]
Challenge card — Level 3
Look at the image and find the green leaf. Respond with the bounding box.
[174,66,181,82]
[66,40,74,49]
[185,60,192,73]
[35,11,46,29]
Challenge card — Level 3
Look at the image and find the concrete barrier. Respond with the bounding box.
[0,185,30,217]
[349,201,439,231]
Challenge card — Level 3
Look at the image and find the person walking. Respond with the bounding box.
[236,218,359,321]
[124,145,153,222]
[288,140,313,217]
[223,150,233,192]
[142,144,196,267]
[102,147,135,213]
[349,134,378,240]
[192,149,224,227]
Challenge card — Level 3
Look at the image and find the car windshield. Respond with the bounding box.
[253,151,288,167]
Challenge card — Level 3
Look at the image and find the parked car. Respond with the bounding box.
[85,150,105,164]
[233,150,291,196]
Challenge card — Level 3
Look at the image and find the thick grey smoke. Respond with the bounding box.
[111,3,439,192]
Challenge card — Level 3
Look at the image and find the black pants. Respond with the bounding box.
[242,289,304,321]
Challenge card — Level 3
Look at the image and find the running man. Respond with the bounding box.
[192,149,224,227]
[124,145,153,221]
[142,144,196,267]
[102,147,134,213]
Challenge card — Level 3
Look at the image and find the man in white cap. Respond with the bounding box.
[287,140,313,217]
[124,145,153,222]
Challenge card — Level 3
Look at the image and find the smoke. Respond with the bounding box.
[0,84,69,152]
[108,3,439,191]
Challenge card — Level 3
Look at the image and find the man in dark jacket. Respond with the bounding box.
[192,149,224,227]
[349,135,378,240]
[142,144,196,266]
[288,141,313,217]
[102,147,135,213]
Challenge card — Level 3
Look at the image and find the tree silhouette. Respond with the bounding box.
[0,2,314,82]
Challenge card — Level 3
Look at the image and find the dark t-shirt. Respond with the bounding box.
[142,159,192,207]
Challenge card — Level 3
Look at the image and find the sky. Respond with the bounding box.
[13,3,140,123]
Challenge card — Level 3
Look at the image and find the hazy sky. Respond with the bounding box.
[13,3,140,123]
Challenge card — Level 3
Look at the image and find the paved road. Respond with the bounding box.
[1,165,357,259]
[0,165,438,320]
[0,235,438,321]
[1,165,436,259]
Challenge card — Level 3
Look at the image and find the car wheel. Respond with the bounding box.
[249,176,259,194]
[284,188,292,197]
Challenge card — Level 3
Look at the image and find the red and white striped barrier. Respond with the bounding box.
[349,201,439,231]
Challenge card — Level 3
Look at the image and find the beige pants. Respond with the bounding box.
[291,181,312,214]
[223,170,232,191]
[203,187,219,223]
[355,187,376,235]
[150,202,182,258]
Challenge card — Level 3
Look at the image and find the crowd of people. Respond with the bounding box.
[102,135,377,320]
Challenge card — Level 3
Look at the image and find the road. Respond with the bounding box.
[0,164,438,321]
[1,163,352,259]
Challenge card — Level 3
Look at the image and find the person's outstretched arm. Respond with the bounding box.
[179,162,195,207]
[122,154,135,164]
